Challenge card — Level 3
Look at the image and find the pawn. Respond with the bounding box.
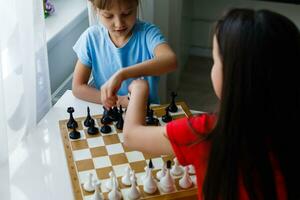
[84,106,94,127]
[67,107,78,129]
[145,109,159,126]
[156,162,166,180]
[93,180,103,200]
[179,166,193,189]
[87,119,99,135]
[121,166,131,186]
[162,106,172,123]
[100,123,112,134]
[170,157,183,176]
[83,173,95,192]
[69,127,80,139]
[160,160,175,193]
[168,92,178,113]
[127,172,141,200]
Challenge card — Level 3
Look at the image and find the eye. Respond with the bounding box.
[103,14,113,19]
[122,11,132,17]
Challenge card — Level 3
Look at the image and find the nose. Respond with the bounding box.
[114,16,124,29]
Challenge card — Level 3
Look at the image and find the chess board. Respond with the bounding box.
[59,102,198,200]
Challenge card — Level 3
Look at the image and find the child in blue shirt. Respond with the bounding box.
[72,0,177,108]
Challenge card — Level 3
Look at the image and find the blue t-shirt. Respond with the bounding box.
[73,20,166,104]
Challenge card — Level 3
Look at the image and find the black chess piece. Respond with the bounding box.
[84,106,94,127]
[145,109,159,126]
[110,106,119,122]
[149,159,154,169]
[116,105,124,130]
[100,123,112,134]
[67,107,78,129]
[166,160,172,170]
[87,119,99,135]
[168,92,178,113]
[69,126,80,139]
[162,106,172,123]
[101,106,113,124]
[146,101,151,116]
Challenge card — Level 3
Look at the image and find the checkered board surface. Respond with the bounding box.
[59,102,198,200]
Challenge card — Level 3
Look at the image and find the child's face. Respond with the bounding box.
[211,35,223,99]
[98,1,137,40]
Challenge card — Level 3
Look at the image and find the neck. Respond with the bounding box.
[109,30,133,48]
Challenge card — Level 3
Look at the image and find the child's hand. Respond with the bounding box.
[117,95,129,108]
[128,79,149,94]
[101,71,123,108]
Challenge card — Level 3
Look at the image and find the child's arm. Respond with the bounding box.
[123,79,174,156]
[101,43,177,108]
[72,60,118,105]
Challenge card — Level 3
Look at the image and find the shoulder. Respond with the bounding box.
[166,113,216,145]
[80,25,105,40]
[134,20,162,35]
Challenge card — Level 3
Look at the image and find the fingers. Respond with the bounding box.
[101,84,118,109]
[117,95,129,108]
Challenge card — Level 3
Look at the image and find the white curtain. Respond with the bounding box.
[0,0,51,198]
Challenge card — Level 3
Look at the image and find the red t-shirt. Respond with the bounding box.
[166,114,286,200]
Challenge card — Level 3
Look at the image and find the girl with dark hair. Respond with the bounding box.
[123,8,300,200]
[72,0,177,108]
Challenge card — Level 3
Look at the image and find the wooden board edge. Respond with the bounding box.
[59,120,83,200]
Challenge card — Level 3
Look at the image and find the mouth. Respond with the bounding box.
[114,28,127,33]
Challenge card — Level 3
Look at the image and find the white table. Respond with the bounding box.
[9,90,202,200]
[9,90,103,200]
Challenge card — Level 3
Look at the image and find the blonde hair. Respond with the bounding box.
[89,0,139,10]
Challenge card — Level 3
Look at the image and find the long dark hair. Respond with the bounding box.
[202,8,300,200]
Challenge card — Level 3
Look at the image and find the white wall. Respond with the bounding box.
[46,0,89,96]
[190,0,300,57]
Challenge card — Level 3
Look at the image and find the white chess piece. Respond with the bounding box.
[188,164,196,174]
[106,171,118,191]
[141,166,148,182]
[170,157,184,176]
[108,175,122,200]
[156,162,166,180]
[143,165,157,194]
[83,173,95,192]
[93,181,103,200]
[191,175,197,186]
[160,161,175,193]
[179,166,193,189]
[127,173,141,200]
[121,166,132,186]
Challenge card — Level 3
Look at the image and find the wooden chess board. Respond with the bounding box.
[59,102,198,200]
